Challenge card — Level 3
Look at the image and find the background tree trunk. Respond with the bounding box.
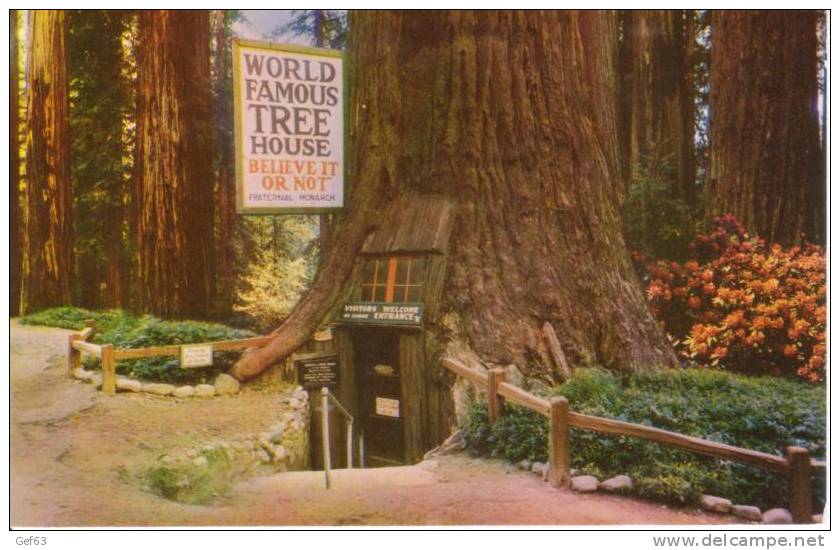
[622,10,694,202]
[10,9,22,315]
[68,10,132,309]
[212,9,237,315]
[133,10,214,318]
[707,10,820,246]
[21,9,72,314]
[233,11,677,381]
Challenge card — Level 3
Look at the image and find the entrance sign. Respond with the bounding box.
[180,344,214,369]
[233,39,345,213]
[339,302,424,326]
[375,397,400,418]
[296,354,340,389]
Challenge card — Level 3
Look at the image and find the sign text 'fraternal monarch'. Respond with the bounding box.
[233,39,345,213]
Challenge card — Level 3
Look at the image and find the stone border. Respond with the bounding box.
[72,368,242,399]
[513,461,823,524]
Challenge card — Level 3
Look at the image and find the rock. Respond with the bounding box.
[214,373,240,395]
[73,368,93,381]
[418,459,439,471]
[173,386,195,398]
[290,420,304,432]
[732,505,762,522]
[762,508,793,524]
[531,462,546,476]
[143,383,175,396]
[159,455,177,465]
[194,384,215,397]
[289,398,302,408]
[517,459,533,471]
[269,428,285,444]
[192,456,208,467]
[699,494,733,514]
[270,445,287,462]
[89,374,102,387]
[256,448,271,463]
[116,378,142,392]
[571,475,599,492]
[599,475,633,493]
[542,466,549,482]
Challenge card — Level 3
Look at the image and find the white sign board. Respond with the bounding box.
[233,39,345,213]
[180,344,214,369]
[375,397,400,418]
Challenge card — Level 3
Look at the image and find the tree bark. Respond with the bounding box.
[707,10,820,246]
[21,10,72,314]
[212,9,237,315]
[10,10,22,315]
[133,10,214,318]
[622,10,694,201]
[232,10,677,381]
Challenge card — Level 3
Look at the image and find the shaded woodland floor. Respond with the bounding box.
[10,321,735,527]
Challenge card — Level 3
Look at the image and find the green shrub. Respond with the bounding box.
[143,447,233,504]
[636,215,827,383]
[461,368,826,510]
[20,306,135,332]
[25,307,255,384]
[621,154,700,261]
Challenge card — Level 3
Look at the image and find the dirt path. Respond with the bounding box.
[10,321,735,527]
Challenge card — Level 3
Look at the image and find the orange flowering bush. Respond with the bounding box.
[633,215,827,383]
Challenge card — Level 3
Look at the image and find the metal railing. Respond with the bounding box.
[320,387,354,489]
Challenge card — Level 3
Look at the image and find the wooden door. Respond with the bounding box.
[355,330,405,467]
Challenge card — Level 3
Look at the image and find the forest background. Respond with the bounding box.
[9,9,828,384]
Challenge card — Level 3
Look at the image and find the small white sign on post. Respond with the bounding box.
[180,344,214,369]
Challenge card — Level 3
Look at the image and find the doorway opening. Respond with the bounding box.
[354,330,404,467]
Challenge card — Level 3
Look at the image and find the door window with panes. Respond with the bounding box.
[360,256,426,303]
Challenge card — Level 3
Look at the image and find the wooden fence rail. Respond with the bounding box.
[442,356,824,523]
[67,322,270,397]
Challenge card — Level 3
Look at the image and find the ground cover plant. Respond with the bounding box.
[461,368,825,510]
[143,447,234,504]
[21,307,256,384]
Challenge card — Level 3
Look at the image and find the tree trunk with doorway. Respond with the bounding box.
[232,10,678,381]
[21,9,73,314]
[706,10,820,246]
[133,10,215,317]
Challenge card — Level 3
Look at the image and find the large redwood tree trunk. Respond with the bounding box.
[707,10,820,245]
[21,10,72,314]
[133,10,214,318]
[232,10,677,381]
[621,10,694,201]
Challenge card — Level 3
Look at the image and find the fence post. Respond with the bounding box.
[101,344,116,395]
[548,396,571,488]
[785,446,813,523]
[68,334,82,377]
[487,368,506,424]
